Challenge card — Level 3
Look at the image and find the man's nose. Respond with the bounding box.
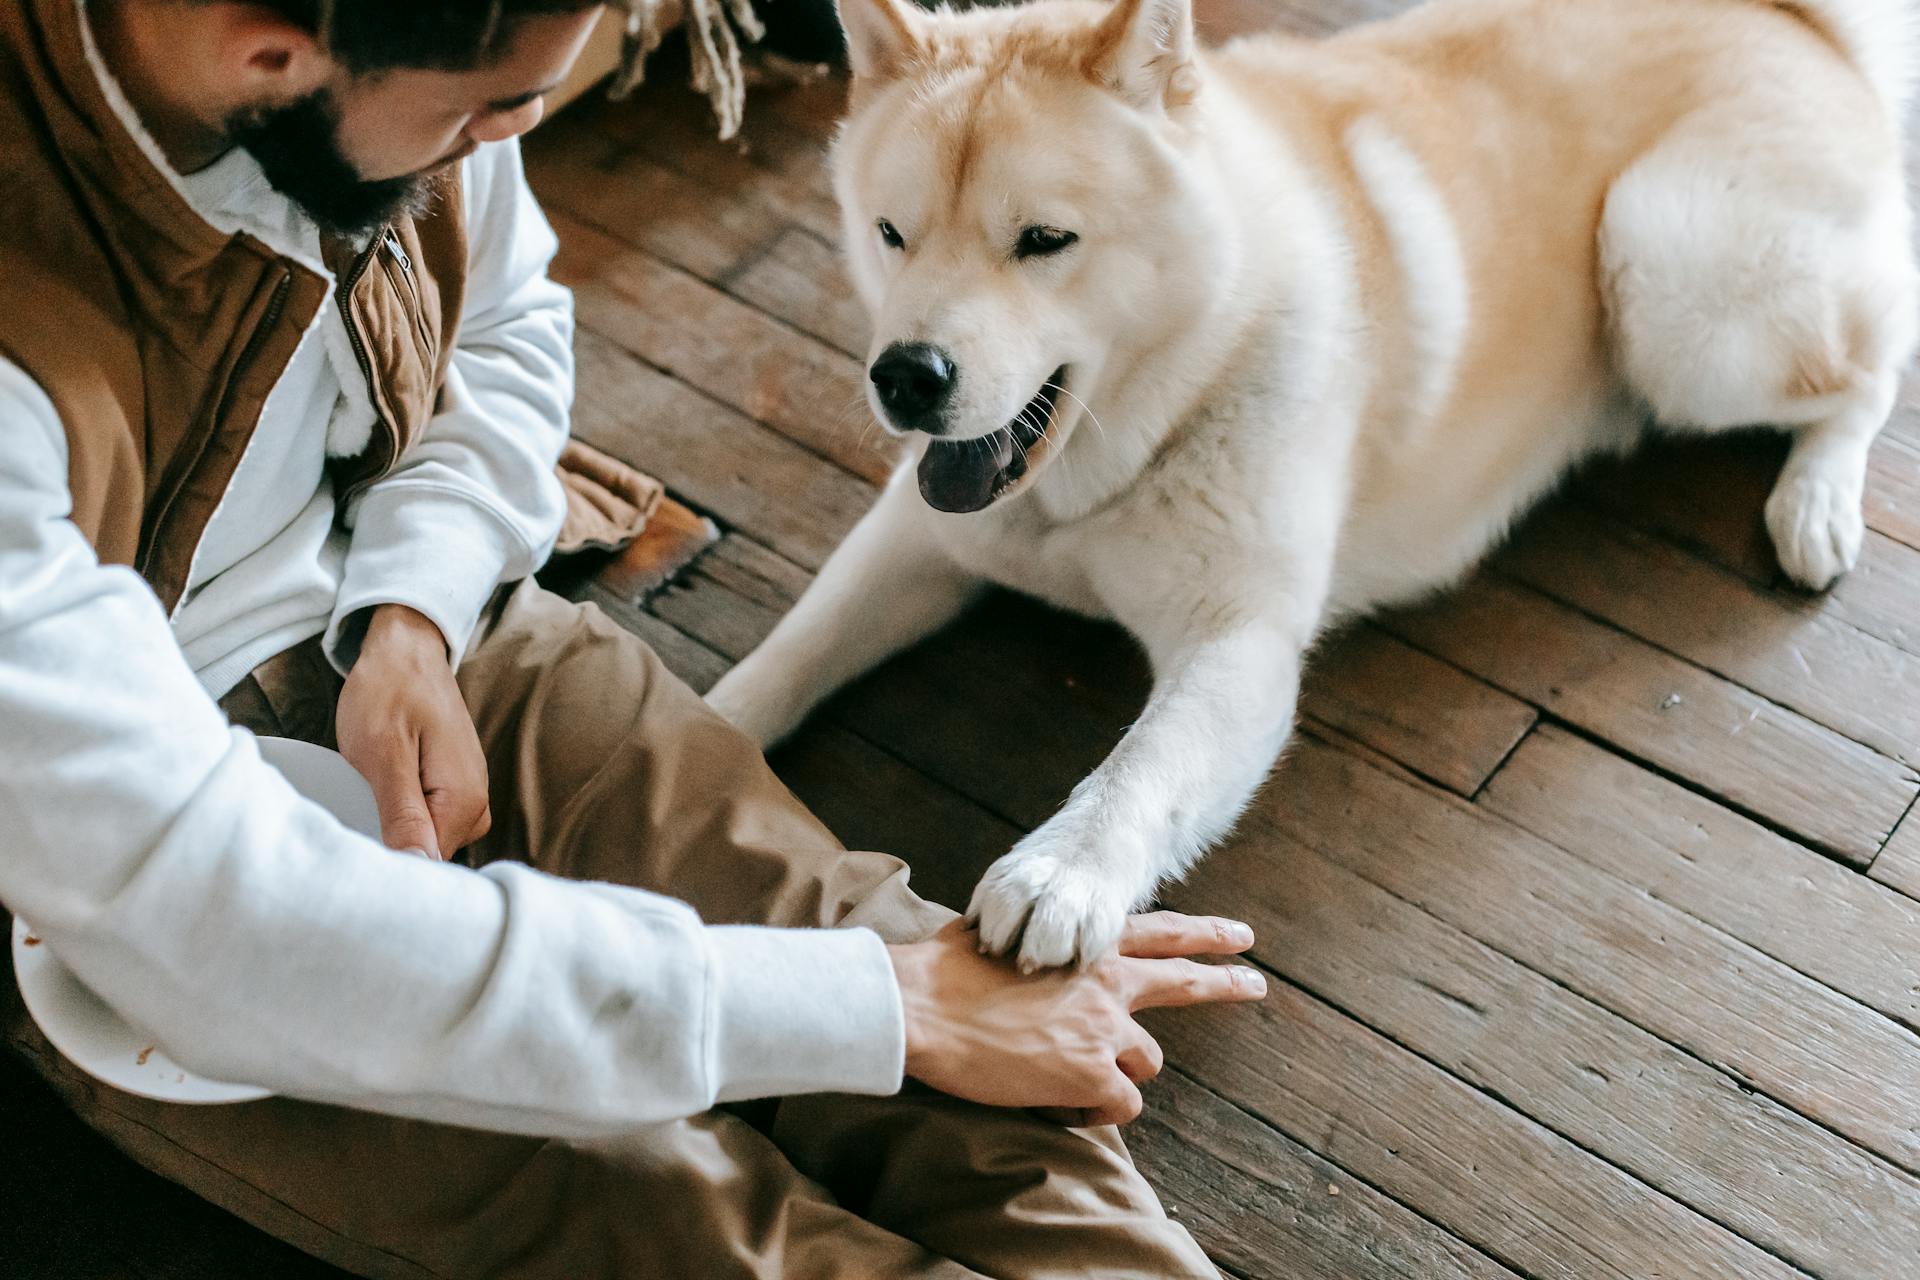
[468,97,545,145]
[870,342,958,432]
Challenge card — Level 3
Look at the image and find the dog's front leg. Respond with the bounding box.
[707,470,983,747]
[969,607,1314,971]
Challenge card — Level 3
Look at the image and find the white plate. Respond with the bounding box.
[11,736,381,1105]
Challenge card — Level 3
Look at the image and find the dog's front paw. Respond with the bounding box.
[967,838,1145,971]
[1766,463,1864,592]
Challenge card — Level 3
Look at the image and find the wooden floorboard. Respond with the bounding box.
[1381,572,1916,864]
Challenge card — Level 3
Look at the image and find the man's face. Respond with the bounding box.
[228,9,599,236]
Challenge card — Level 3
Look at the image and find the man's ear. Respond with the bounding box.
[1087,0,1197,111]
[216,2,332,101]
[837,0,926,82]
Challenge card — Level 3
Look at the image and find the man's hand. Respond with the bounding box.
[888,912,1266,1127]
[336,604,491,859]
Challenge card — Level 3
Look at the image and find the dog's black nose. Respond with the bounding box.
[870,343,957,431]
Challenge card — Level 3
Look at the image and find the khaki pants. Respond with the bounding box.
[1,582,1211,1279]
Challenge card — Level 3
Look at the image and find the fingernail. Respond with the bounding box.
[1231,922,1255,947]
[1241,968,1268,997]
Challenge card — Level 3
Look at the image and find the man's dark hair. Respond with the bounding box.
[240,0,608,75]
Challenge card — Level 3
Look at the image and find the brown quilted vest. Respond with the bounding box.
[0,0,468,614]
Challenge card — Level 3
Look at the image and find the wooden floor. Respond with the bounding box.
[8,2,1920,1276]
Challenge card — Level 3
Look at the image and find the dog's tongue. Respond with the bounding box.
[918,428,1015,512]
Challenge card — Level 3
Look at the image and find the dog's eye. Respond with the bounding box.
[1016,225,1078,260]
[877,219,906,250]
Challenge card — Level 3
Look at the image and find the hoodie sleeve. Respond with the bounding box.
[323,138,572,671]
[0,359,905,1133]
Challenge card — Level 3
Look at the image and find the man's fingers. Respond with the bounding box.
[1119,911,1255,959]
[418,725,491,856]
[361,734,442,859]
[1116,1030,1165,1085]
[426,789,490,858]
[1125,956,1268,1010]
[1083,1073,1144,1127]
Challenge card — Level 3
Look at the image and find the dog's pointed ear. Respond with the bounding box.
[837,0,926,81]
[1087,0,1198,110]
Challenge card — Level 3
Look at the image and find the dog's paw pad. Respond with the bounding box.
[1766,467,1864,592]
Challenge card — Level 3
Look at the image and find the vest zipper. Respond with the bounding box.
[338,232,381,387]
[335,232,389,507]
[142,266,294,594]
[384,229,413,277]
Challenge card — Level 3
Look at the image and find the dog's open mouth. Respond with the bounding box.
[917,367,1069,513]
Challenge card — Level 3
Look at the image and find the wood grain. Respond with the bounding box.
[1145,988,1802,1280]
[1483,724,1920,1032]
[1129,1070,1521,1280]
[726,225,872,360]
[525,121,784,283]
[1164,825,1920,1279]
[550,210,892,485]
[1870,802,1920,901]
[1259,737,1920,1176]
[1382,572,1918,863]
[570,329,874,569]
[1300,624,1537,796]
[1494,504,1920,765]
[1866,428,1920,551]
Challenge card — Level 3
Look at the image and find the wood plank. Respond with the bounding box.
[1493,504,1920,766]
[1483,724,1920,1032]
[1143,987,1802,1280]
[1381,573,1917,864]
[570,328,874,569]
[579,69,844,243]
[1164,822,1920,1279]
[770,722,1017,913]
[727,225,872,361]
[1866,428,1920,550]
[1870,801,1920,900]
[1257,736,1920,1176]
[1576,431,1785,584]
[524,117,783,283]
[550,210,893,485]
[1299,624,1536,796]
[1574,440,1920,659]
[1129,1071,1521,1280]
[1825,531,1920,655]
[648,550,790,664]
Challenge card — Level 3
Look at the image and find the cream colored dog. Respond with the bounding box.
[708,0,1917,967]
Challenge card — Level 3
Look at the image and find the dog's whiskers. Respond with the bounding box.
[1046,382,1108,442]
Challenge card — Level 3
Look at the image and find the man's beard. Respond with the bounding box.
[225,89,436,239]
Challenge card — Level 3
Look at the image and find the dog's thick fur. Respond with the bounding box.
[708,0,1918,967]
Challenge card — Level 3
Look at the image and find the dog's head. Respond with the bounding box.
[833,0,1224,513]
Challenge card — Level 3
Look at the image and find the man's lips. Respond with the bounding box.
[916,370,1067,513]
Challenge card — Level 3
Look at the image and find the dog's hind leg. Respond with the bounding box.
[1599,88,1916,590]
[706,469,983,747]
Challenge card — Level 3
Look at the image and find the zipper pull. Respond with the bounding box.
[384,230,413,276]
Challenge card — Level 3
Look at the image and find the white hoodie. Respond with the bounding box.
[0,17,904,1136]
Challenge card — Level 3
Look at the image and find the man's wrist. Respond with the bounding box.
[359,603,451,664]
[887,941,933,1078]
